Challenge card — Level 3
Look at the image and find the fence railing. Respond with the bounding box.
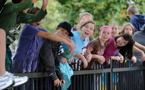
[7,60,145,90]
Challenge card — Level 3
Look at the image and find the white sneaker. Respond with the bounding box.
[6,72,28,87]
[0,73,13,90]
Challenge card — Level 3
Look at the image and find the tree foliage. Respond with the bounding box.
[35,0,66,31]
[36,0,145,31]
[57,0,145,25]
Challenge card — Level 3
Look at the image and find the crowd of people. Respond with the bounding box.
[0,0,145,90]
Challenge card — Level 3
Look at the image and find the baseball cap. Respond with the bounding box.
[57,21,73,36]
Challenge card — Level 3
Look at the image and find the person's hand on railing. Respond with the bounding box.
[141,52,145,61]
[111,56,119,60]
[131,56,137,63]
[74,54,88,68]
[119,56,124,63]
[84,50,92,63]
[60,57,67,63]
[111,56,124,63]
[54,79,62,87]
[92,55,105,64]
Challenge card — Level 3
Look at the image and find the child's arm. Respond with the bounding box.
[111,54,124,63]
[37,32,75,53]
[133,45,144,54]
[83,49,92,63]
[41,0,48,11]
[111,56,120,60]
[91,54,105,64]
[118,54,124,63]
[85,52,92,63]
[54,79,62,87]
[75,54,88,68]
[60,57,67,63]
[141,54,145,61]
[131,56,137,63]
[133,45,145,61]
[83,43,95,62]
[135,42,145,52]
[18,0,48,24]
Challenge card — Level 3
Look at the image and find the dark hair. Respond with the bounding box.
[12,0,22,3]
[86,39,100,54]
[122,34,134,43]
[25,7,42,25]
[115,34,135,59]
[27,7,40,14]
[56,21,73,36]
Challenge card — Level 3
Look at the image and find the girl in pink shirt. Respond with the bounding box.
[85,25,135,65]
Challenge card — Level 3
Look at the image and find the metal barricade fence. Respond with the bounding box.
[7,60,145,90]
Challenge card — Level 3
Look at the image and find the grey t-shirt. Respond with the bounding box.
[133,30,145,63]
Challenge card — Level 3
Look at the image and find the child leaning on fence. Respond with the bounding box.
[98,28,135,65]
[73,12,94,31]
[70,20,96,70]
[38,21,74,88]
[97,26,135,64]
[84,25,124,67]
[119,23,145,62]
[133,24,145,62]
[84,38,106,65]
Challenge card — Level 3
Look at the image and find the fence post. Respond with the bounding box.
[110,59,113,90]
[93,73,96,90]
